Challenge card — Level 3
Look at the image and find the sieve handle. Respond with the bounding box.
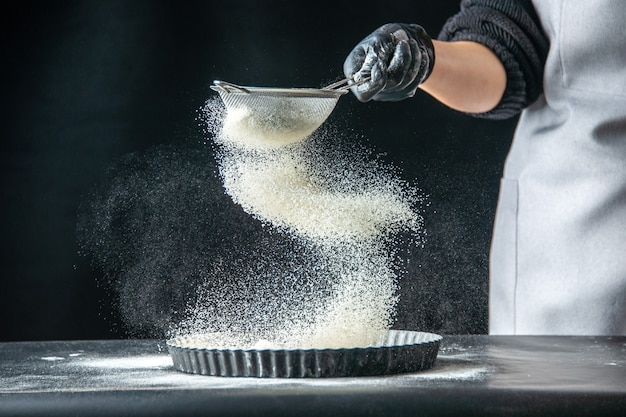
[323,76,371,91]
[211,80,251,94]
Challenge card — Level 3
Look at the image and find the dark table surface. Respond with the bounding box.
[1,335,624,416]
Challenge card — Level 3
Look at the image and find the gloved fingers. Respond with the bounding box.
[343,44,367,80]
[344,38,390,102]
[353,60,386,102]
[343,22,433,102]
[386,39,413,90]
[390,38,423,92]
[371,28,431,101]
[343,26,390,78]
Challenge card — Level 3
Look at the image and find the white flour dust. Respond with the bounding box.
[178,97,425,349]
[218,147,421,243]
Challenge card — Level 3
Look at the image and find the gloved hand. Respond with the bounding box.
[343,23,435,102]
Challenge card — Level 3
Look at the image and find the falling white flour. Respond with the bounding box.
[218,146,421,243]
[177,97,425,349]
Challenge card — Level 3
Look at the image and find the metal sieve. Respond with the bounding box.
[210,78,365,147]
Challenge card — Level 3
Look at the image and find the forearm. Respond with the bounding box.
[419,40,507,114]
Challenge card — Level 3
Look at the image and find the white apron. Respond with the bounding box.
[489,0,626,335]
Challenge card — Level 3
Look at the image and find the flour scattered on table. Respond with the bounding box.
[41,356,65,362]
[80,355,173,370]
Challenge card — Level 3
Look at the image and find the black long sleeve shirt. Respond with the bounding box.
[438,0,550,119]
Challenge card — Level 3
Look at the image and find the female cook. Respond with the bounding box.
[343,0,626,335]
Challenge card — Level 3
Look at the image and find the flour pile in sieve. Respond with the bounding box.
[221,104,322,149]
[178,97,426,349]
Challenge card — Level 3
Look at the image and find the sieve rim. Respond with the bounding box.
[211,80,348,99]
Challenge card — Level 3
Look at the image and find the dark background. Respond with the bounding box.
[0,0,517,341]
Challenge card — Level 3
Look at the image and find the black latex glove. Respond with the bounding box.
[343,23,435,102]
